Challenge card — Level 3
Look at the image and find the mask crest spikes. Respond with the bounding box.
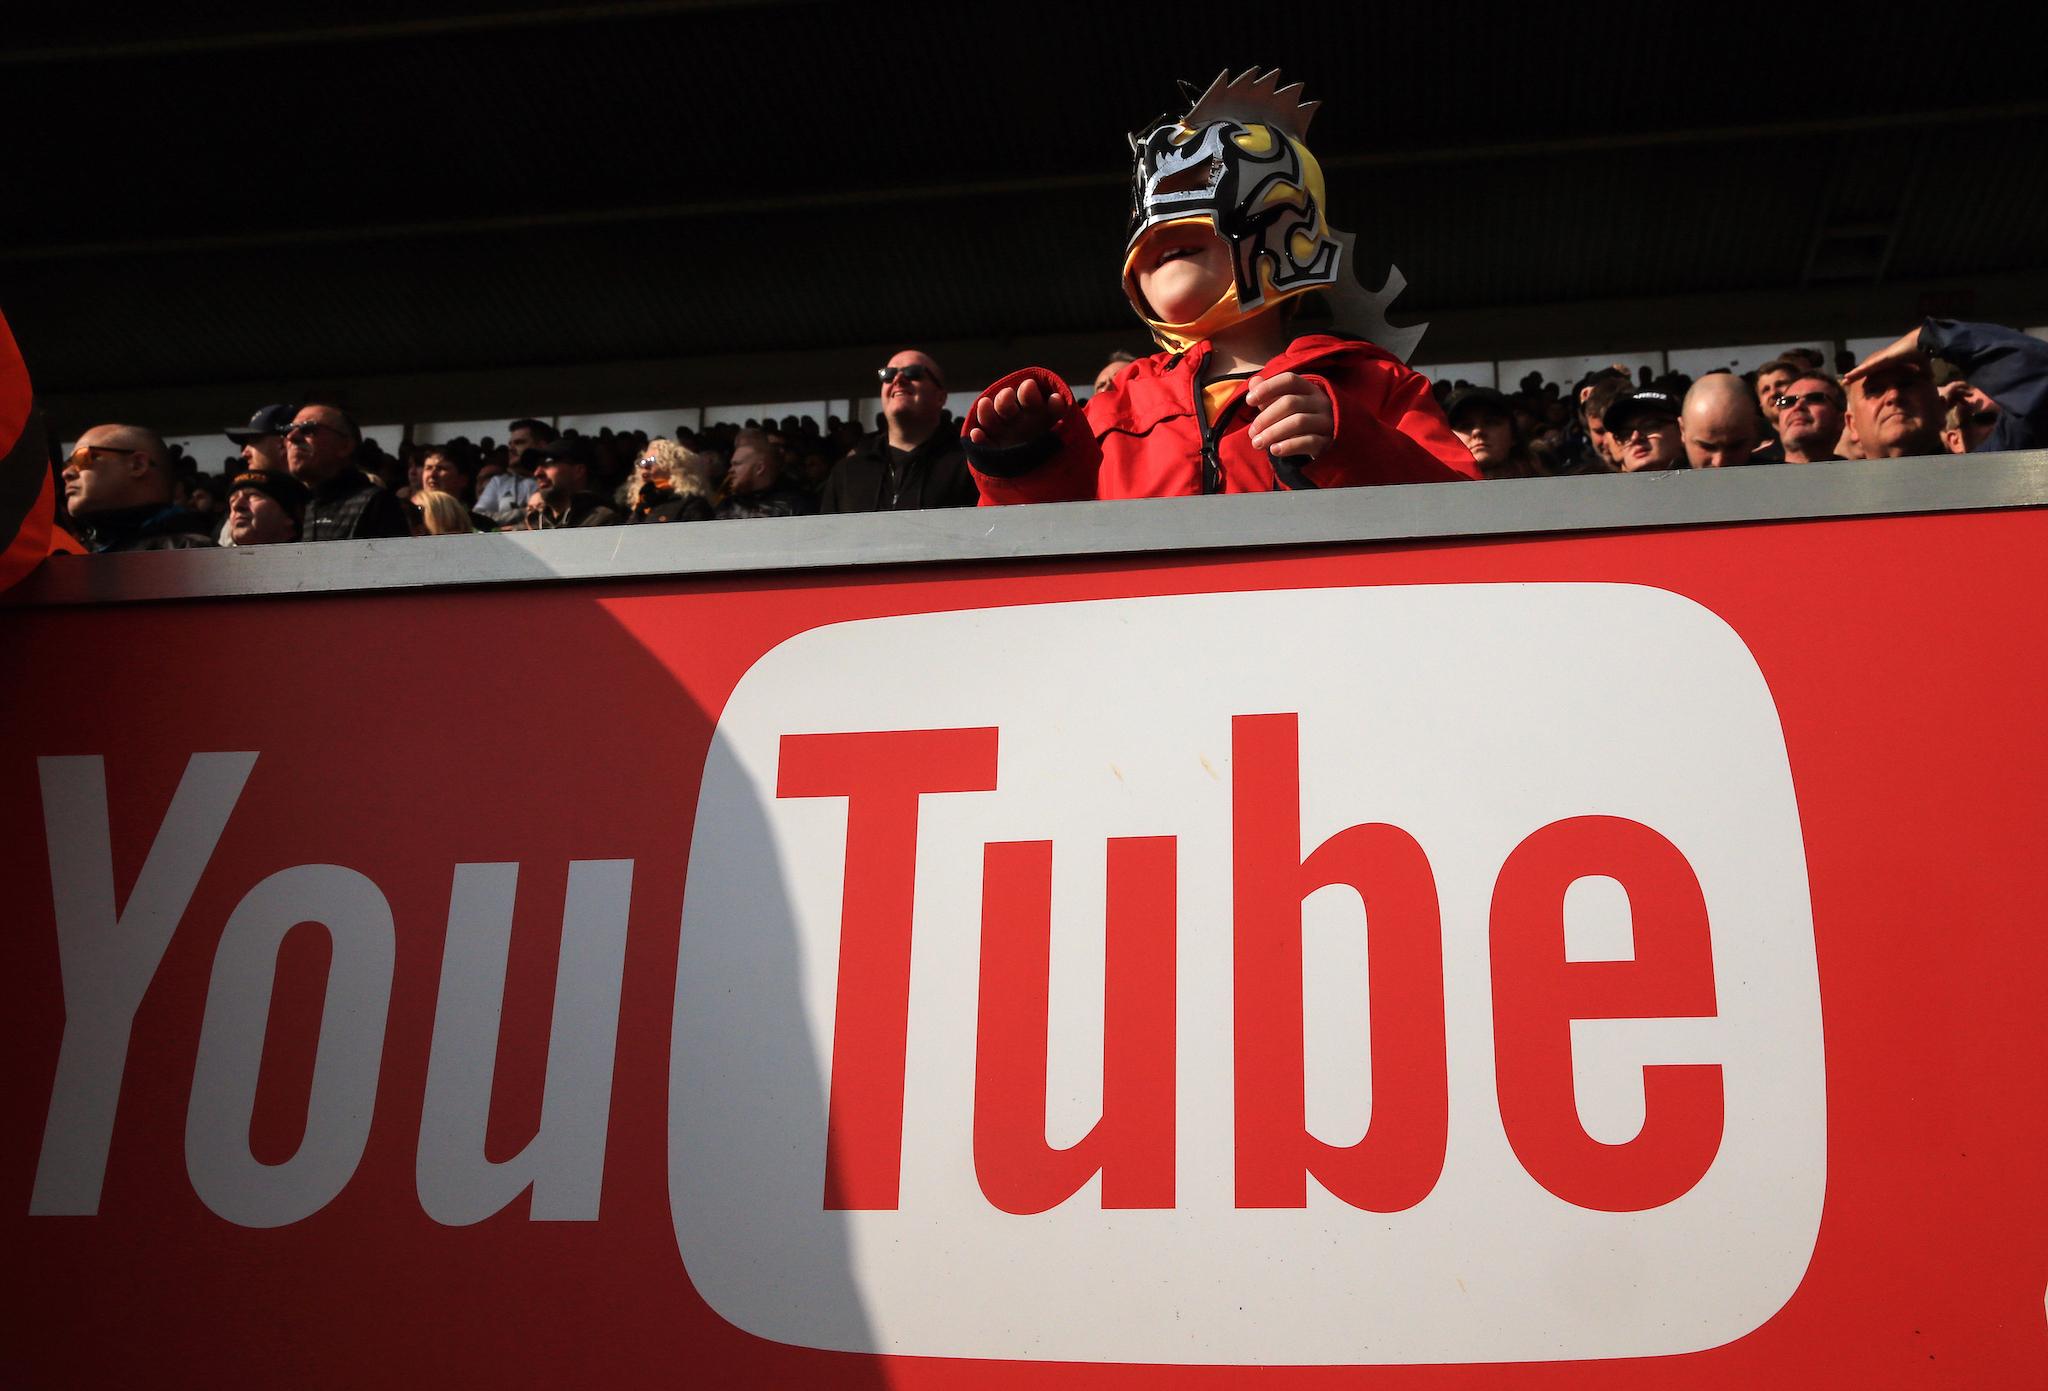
[1320,230,1429,364]
[1181,68,1320,143]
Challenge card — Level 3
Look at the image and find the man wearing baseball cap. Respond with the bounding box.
[1603,390,1686,471]
[1443,386,1538,480]
[224,468,310,546]
[224,403,296,475]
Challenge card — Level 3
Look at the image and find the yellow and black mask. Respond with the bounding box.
[1122,69,1341,354]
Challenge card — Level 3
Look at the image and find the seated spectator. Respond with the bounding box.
[1445,386,1544,479]
[356,435,404,493]
[717,428,816,519]
[188,475,225,516]
[519,437,620,528]
[1753,357,1803,445]
[61,424,215,551]
[624,439,715,523]
[419,445,496,531]
[1578,377,1634,471]
[1847,319,2048,454]
[1939,382,2002,454]
[477,417,552,521]
[410,489,477,535]
[224,403,295,474]
[793,444,837,496]
[1604,390,1687,471]
[820,350,976,513]
[1680,374,1768,468]
[1093,350,1140,396]
[286,404,411,540]
[224,468,309,545]
[1774,373,1847,463]
[1840,350,1944,459]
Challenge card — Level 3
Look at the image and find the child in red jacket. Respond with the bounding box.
[964,69,1478,503]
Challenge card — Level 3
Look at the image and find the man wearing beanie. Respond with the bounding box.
[225,469,310,546]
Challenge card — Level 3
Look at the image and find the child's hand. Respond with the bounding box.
[1246,372,1334,460]
[969,376,1070,449]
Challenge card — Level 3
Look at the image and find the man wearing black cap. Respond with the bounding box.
[519,437,620,529]
[225,404,296,476]
[1443,386,1538,480]
[1604,390,1687,472]
[224,469,310,546]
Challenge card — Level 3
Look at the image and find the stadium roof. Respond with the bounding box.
[6,1,2046,420]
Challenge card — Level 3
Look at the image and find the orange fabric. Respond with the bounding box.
[1200,376,1245,427]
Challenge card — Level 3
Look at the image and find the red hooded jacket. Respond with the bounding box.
[963,334,1478,505]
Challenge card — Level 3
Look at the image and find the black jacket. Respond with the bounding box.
[626,495,716,528]
[303,472,411,542]
[819,421,977,513]
[521,491,622,529]
[715,483,815,521]
[74,503,215,553]
[1922,318,2048,453]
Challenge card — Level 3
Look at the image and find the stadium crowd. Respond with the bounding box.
[50,318,2048,554]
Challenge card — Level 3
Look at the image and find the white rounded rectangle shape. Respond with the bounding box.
[671,584,1826,1365]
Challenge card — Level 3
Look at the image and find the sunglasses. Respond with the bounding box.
[285,421,343,441]
[1616,417,1677,440]
[1772,391,1840,411]
[64,444,145,468]
[878,364,941,387]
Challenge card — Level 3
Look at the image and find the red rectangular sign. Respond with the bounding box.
[3,507,2045,1386]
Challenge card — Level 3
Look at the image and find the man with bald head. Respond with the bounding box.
[819,348,976,513]
[1680,373,1769,469]
[61,424,215,551]
[284,401,410,541]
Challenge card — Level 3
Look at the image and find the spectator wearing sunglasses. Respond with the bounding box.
[59,424,215,552]
[1845,318,2048,457]
[819,350,976,514]
[1604,391,1687,471]
[285,403,410,541]
[1773,374,1846,463]
[623,439,715,523]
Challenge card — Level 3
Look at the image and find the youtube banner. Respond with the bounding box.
[2,503,2044,1386]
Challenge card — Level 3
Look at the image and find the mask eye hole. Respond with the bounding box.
[1156,159,1221,197]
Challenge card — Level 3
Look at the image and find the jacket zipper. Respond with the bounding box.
[1199,387,1247,496]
